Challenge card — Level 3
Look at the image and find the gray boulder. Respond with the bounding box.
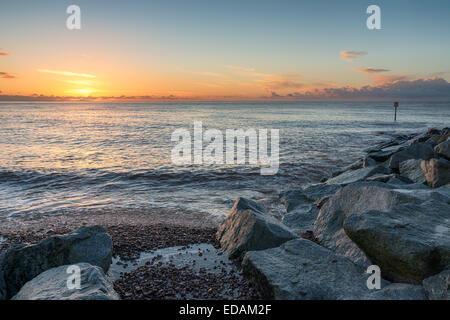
[216,198,297,260]
[387,142,435,170]
[12,263,119,300]
[343,200,450,283]
[282,205,318,234]
[421,158,450,188]
[313,182,449,267]
[314,182,422,266]
[0,226,112,298]
[399,159,426,184]
[325,165,391,186]
[279,184,341,210]
[279,184,341,234]
[435,139,450,160]
[423,270,450,300]
[0,256,6,300]
[368,145,406,162]
[241,239,386,299]
[363,157,377,167]
[366,283,426,300]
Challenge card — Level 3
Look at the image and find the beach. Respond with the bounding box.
[1,102,449,300]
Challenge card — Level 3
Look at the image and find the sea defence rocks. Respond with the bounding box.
[399,159,426,184]
[313,182,424,266]
[423,270,450,300]
[387,142,435,170]
[343,200,450,283]
[435,139,450,160]
[241,239,376,299]
[0,226,112,298]
[279,184,341,233]
[325,165,391,186]
[241,238,422,300]
[216,198,297,260]
[12,263,119,300]
[0,262,6,300]
[366,283,426,300]
[421,158,450,188]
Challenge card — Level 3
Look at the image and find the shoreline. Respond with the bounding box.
[1,127,449,300]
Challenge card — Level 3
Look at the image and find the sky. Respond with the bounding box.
[1,0,450,101]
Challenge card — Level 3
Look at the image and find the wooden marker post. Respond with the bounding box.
[394,101,399,121]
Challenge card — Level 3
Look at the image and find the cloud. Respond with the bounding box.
[192,71,224,77]
[340,51,367,62]
[371,74,409,85]
[0,48,10,56]
[0,72,16,79]
[225,65,255,72]
[265,77,450,101]
[353,67,390,74]
[37,69,96,78]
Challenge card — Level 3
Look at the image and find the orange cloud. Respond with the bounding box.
[340,51,367,61]
[0,72,16,79]
[0,48,10,56]
[371,74,409,85]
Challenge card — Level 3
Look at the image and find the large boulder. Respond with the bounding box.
[387,142,435,170]
[279,184,341,234]
[282,205,318,235]
[366,283,426,300]
[241,239,388,300]
[216,198,297,260]
[421,158,450,188]
[423,270,450,300]
[0,257,6,300]
[314,182,423,266]
[12,263,119,300]
[435,139,450,160]
[313,182,449,267]
[343,200,450,283]
[325,165,391,186]
[0,226,112,298]
[399,159,426,184]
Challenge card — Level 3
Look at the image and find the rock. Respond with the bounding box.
[12,263,119,300]
[279,184,341,234]
[365,173,397,183]
[325,165,391,186]
[368,145,406,162]
[330,160,363,178]
[216,198,297,260]
[435,139,450,160]
[0,255,6,300]
[363,157,377,167]
[387,142,435,170]
[421,158,450,188]
[313,182,448,266]
[282,204,318,234]
[366,283,426,300]
[399,159,426,184]
[0,226,112,298]
[423,270,450,300]
[241,239,386,300]
[343,200,450,283]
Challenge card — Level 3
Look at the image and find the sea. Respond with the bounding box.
[0,101,449,217]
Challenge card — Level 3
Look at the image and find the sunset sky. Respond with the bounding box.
[1,0,450,101]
